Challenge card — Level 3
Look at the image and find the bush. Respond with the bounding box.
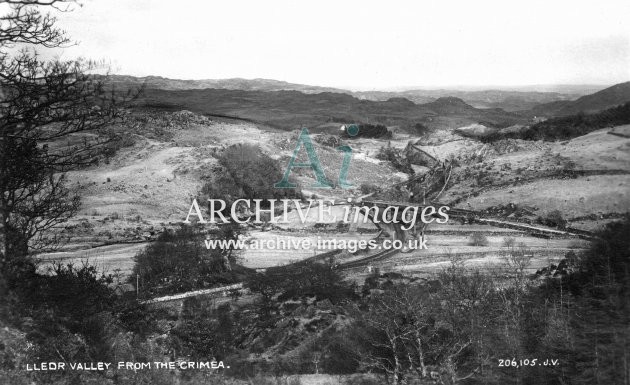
[411,122,430,136]
[201,144,300,207]
[577,216,630,285]
[101,132,136,163]
[538,210,567,229]
[171,302,239,361]
[5,261,135,364]
[469,233,490,246]
[502,237,516,248]
[315,134,342,148]
[375,145,414,175]
[246,262,356,305]
[131,224,247,296]
[359,183,379,195]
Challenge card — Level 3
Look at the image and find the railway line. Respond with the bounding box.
[336,248,400,270]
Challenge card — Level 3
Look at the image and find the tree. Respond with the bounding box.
[437,261,496,384]
[0,1,130,271]
[246,261,355,306]
[468,232,489,246]
[348,285,438,385]
[132,224,243,296]
[349,263,498,385]
[200,143,300,208]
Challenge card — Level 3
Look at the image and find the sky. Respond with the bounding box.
[42,0,630,90]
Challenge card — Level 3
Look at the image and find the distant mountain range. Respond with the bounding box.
[353,89,592,112]
[109,75,345,94]
[112,75,630,132]
[134,87,526,133]
[110,75,612,113]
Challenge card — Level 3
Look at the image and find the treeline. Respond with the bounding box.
[342,123,392,139]
[484,102,630,142]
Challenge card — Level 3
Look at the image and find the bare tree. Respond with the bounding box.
[494,242,534,384]
[0,0,70,48]
[437,259,496,384]
[350,295,409,385]
[0,1,131,268]
[350,285,440,384]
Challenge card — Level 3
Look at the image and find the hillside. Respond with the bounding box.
[355,88,594,111]
[482,102,630,141]
[529,81,630,117]
[27,103,629,385]
[135,87,526,132]
[35,105,630,278]
[108,75,346,94]
[423,96,479,114]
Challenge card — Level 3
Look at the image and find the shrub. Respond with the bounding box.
[131,224,247,296]
[359,183,379,195]
[538,210,567,229]
[101,132,136,163]
[246,262,356,305]
[577,216,630,285]
[171,302,238,361]
[469,233,490,246]
[5,262,133,364]
[375,145,414,174]
[412,122,430,136]
[502,237,516,248]
[201,144,300,207]
[315,134,342,147]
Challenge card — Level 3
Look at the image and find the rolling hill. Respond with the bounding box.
[109,75,629,131]
[109,75,606,112]
[529,81,630,117]
[109,75,346,94]
[134,88,526,133]
[353,88,594,111]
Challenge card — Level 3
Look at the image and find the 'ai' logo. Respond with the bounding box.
[275,125,358,189]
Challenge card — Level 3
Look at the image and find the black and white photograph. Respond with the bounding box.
[1,1,629,384]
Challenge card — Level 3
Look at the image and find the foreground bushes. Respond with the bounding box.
[1,260,155,373]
